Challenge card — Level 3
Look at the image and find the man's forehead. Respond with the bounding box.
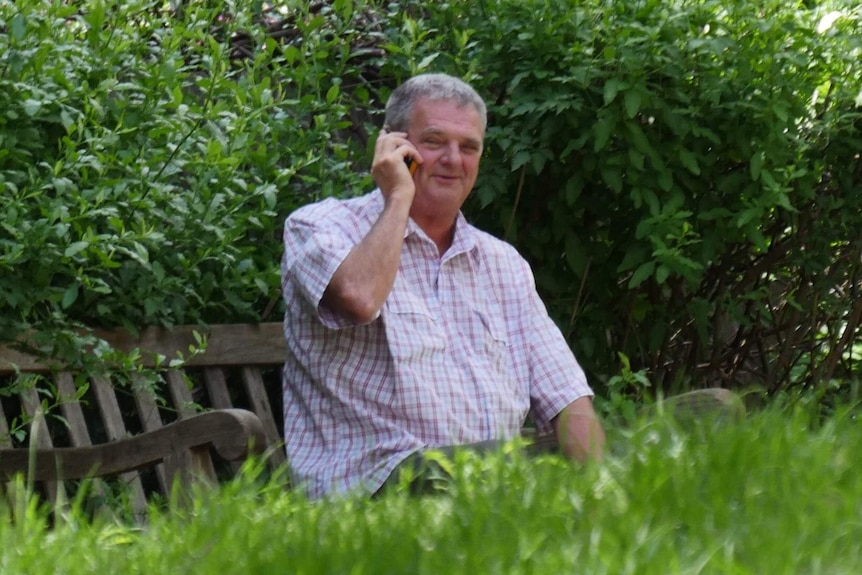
[412,98,483,128]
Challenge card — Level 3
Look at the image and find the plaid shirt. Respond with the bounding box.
[281,190,592,498]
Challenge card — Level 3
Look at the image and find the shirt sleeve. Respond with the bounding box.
[517,258,593,433]
[281,200,380,329]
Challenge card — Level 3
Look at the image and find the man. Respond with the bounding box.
[281,73,605,499]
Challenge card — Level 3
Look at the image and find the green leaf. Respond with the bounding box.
[625,122,653,157]
[775,192,795,212]
[61,283,79,309]
[600,166,623,193]
[628,149,644,171]
[565,177,584,206]
[628,261,655,288]
[603,78,621,106]
[746,226,768,251]
[679,148,701,175]
[561,133,590,155]
[283,45,301,65]
[23,100,42,117]
[85,1,106,29]
[510,101,537,117]
[698,207,733,221]
[593,117,614,152]
[655,264,670,285]
[259,184,278,210]
[133,242,150,264]
[254,277,270,295]
[658,170,674,192]
[736,208,761,228]
[617,245,648,273]
[85,0,106,46]
[531,150,551,174]
[750,152,764,181]
[565,233,589,278]
[60,110,75,131]
[325,84,340,104]
[670,254,703,272]
[624,90,641,118]
[64,241,90,258]
[511,150,530,170]
[417,53,440,70]
[10,14,26,41]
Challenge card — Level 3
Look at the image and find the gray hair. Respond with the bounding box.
[384,73,487,133]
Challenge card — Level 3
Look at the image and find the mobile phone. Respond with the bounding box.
[404,157,418,175]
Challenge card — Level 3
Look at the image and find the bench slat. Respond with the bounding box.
[132,378,169,494]
[0,323,285,373]
[203,367,233,410]
[19,386,61,502]
[19,387,52,449]
[165,370,198,418]
[0,408,10,496]
[55,372,123,508]
[88,323,285,369]
[56,372,92,447]
[0,403,10,449]
[90,376,130,443]
[201,367,244,473]
[90,377,148,514]
[163,369,218,483]
[241,367,285,466]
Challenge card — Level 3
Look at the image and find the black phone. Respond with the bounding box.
[404,157,418,175]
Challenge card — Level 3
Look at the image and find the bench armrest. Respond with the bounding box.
[0,408,267,482]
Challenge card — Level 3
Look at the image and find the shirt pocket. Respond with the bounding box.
[471,308,512,375]
[384,292,447,362]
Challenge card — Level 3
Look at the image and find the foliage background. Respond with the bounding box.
[1,0,861,399]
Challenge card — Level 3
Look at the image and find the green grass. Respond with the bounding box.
[2,404,860,574]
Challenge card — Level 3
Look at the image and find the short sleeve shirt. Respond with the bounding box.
[281,190,592,498]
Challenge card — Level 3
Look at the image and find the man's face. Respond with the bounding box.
[405,98,484,220]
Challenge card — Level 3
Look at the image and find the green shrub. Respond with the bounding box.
[391,0,862,394]
[0,0,388,365]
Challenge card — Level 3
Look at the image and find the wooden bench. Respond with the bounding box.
[0,323,287,514]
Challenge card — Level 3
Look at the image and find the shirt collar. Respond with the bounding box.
[370,189,478,259]
[446,212,477,258]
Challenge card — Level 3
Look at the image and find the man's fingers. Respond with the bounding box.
[375,129,418,171]
[375,129,409,156]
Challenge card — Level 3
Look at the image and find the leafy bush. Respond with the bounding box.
[0,0,388,364]
[391,0,862,394]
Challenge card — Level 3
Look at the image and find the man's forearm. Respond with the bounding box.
[321,195,412,323]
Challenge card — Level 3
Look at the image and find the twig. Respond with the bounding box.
[504,165,526,242]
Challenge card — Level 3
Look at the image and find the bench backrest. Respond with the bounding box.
[0,323,285,513]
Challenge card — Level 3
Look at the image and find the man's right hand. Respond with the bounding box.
[371,128,422,206]
[320,128,420,324]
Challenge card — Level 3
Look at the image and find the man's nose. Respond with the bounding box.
[441,143,461,165]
